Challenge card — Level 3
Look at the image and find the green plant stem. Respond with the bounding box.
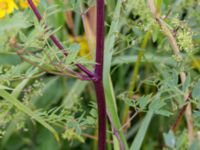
[129,31,152,94]
[122,31,151,124]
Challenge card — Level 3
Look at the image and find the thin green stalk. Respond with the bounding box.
[129,31,152,94]
[122,31,151,124]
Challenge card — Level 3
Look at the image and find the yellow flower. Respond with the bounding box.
[19,0,40,9]
[69,36,92,60]
[192,59,200,70]
[0,0,18,19]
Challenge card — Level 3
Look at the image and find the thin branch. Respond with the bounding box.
[171,104,187,132]
[17,49,93,80]
[120,111,138,131]
[82,133,113,144]
[27,0,95,79]
[16,50,75,78]
[107,112,125,150]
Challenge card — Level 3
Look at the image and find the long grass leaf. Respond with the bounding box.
[130,110,154,150]
[103,1,128,149]
[0,90,59,141]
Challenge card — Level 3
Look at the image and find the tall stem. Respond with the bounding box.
[94,0,106,149]
[28,0,106,149]
[94,82,106,150]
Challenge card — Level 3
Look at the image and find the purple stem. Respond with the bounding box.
[107,113,125,150]
[94,82,106,150]
[27,0,95,79]
[94,0,106,149]
[28,0,106,149]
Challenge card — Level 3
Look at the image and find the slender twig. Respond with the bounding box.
[171,104,187,131]
[27,0,95,79]
[107,113,125,150]
[16,50,80,79]
[147,0,194,144]
[82,133,113,144]
[171,92,192,132]
[120,111,138,130]
[15,44,92,80]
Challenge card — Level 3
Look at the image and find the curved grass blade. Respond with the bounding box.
[0,90,59,141]
[130,110,154,150]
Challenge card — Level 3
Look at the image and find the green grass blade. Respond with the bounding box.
[103,1,128,149]
[130,110,154,150]
[0,90,59,141]
[62,80,88,108]
[12,67,38,97]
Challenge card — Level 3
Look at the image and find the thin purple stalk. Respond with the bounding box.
[27,0,95,79]
[94,0,106,149]
[94,82,106,150]
[107,113,125,150]
[171,104,187,132]
[28,0,106,149]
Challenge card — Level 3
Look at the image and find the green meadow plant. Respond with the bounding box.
[0,0,199,150]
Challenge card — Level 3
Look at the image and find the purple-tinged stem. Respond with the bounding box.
[28,0,107,149]
[171,104,187,132]
[94,82,106,150]
[27,0,95,78]
[107,113,125,150]
[94,0,106,149]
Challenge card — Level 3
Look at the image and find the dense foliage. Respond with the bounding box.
[0,0,200,150]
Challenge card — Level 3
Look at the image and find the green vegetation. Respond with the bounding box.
[0,0,200,149]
